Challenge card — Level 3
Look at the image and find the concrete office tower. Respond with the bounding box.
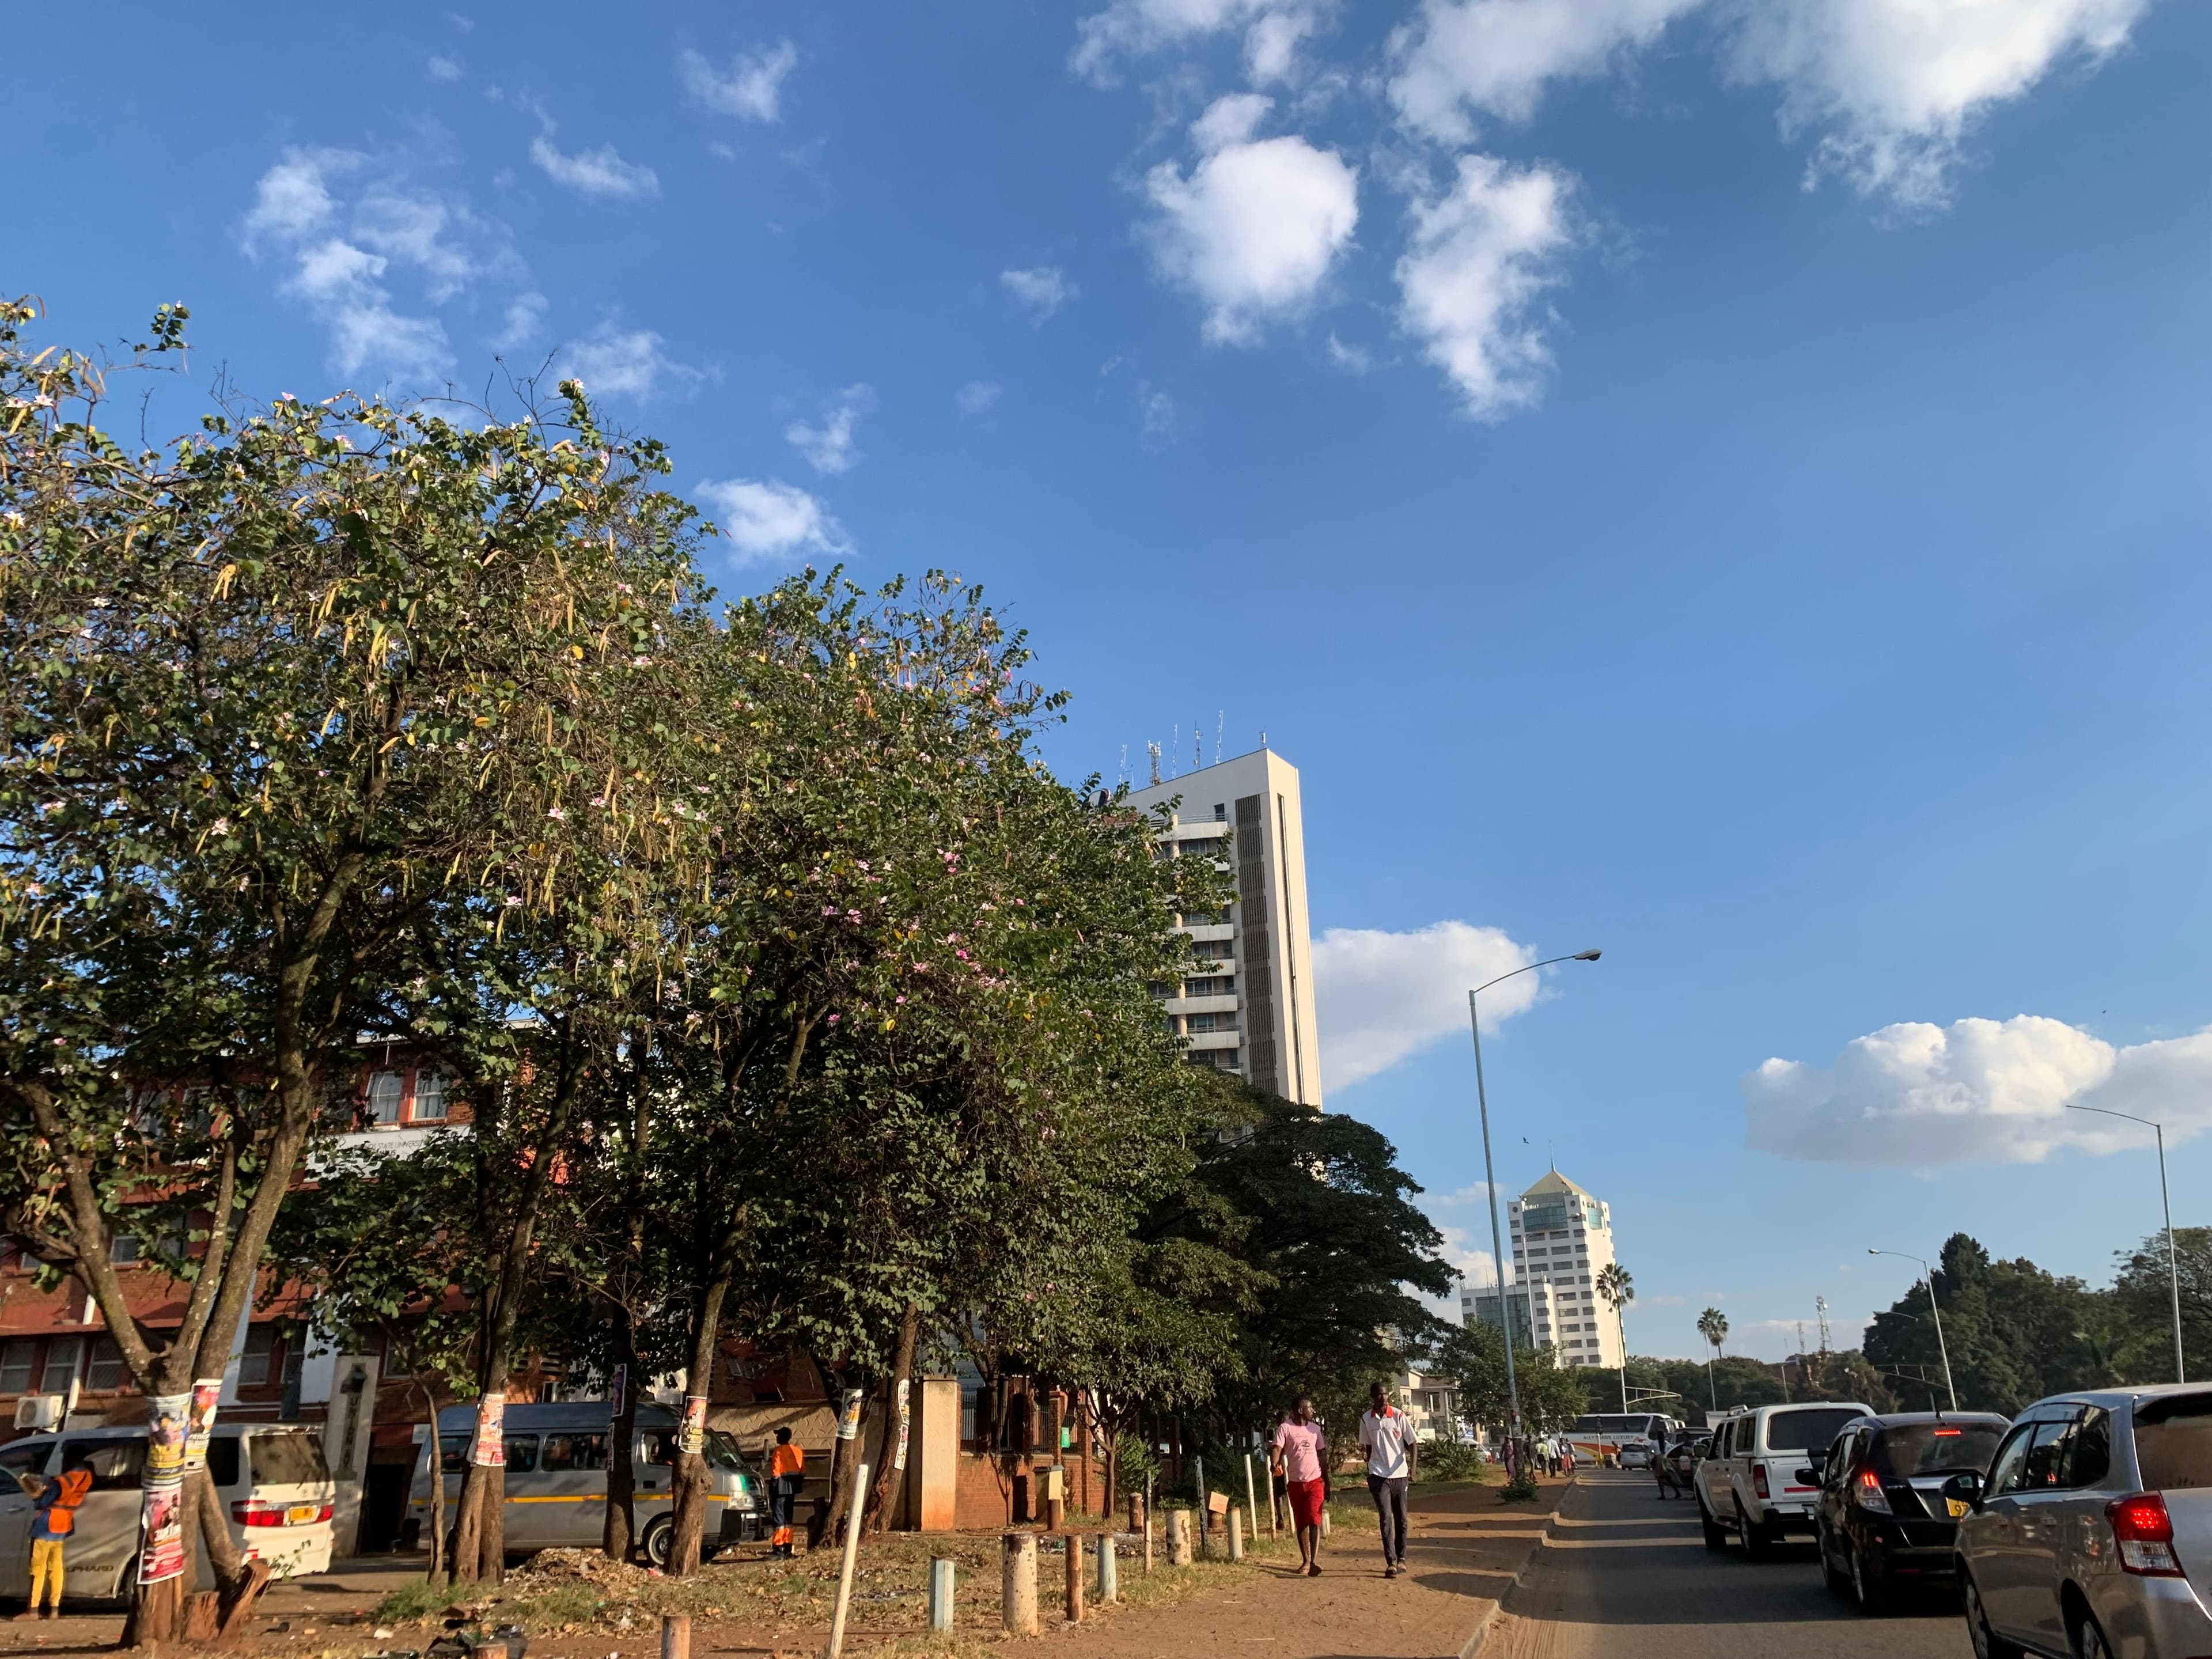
[1505,1171,1624,1369]
[1123,747,1323,1108]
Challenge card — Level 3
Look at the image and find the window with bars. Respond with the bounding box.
[365,1071,405,1125]
[411,1071,449,1120]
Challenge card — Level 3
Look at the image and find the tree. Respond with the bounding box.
[2109,1227,2212,1384]
[1596,1263,1634,1412]
[1436,1319,1589,1440]
[1863,1233,2103,1414]
[1696,1308,1729,1412]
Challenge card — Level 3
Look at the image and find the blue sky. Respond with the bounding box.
[12,0,2209,1363]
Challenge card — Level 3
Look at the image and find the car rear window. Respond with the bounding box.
[1874,1424,2006,1477]
[207,1436,241,1488]
[2134,1395,2212,1491]
[248,1431,329,1487]
[58,1440,144,1490]
[1763,1408,1861,1453]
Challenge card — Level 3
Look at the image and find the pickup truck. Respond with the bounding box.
[1695,1402,1871,1558]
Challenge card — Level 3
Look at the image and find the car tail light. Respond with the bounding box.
[1932,1427,1961,1437]
[2107,1493,2186,1577]
[1855,1469,1893,1516]
[232,1500,334,1528]
[1753,1464,1769,1499]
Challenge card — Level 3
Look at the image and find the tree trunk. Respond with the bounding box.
[602,1323,641,1562]
[863,1305,921,1535]
[669,1237,742,1576]
[417,1380,447,1586]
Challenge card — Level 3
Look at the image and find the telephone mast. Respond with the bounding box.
[1816,1296,1834,1359]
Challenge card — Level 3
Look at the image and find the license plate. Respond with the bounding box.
[1946,1498,1969,1518]
[286,1504,317,1524]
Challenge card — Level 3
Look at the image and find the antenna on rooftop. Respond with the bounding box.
[1816,1295,1833,1359]
[1147,742,1161,786]
[1118,744,1128,786]
[1214,711,1224,764]
[1193,721,1201,773]
[1170,724,1179,778]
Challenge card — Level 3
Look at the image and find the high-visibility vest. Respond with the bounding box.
[39,1468,93,1537]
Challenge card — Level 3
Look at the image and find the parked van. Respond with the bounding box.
[0,1423,336,1605]
[1695,1400,1872,1557]
[404,1404,762,1568]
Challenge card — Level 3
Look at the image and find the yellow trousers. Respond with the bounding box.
[28,1537,64,1611]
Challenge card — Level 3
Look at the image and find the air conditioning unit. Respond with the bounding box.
[13,1394,63,1430]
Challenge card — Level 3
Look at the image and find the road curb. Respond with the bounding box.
[1456,1476,1575,1659]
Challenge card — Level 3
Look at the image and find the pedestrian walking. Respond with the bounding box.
[12,1456,92,1619]
[766,1426,804,1559]
[1558,1433,1576,1475]
[1358,1382,1415,1579]
[1271,1396,1328,1578]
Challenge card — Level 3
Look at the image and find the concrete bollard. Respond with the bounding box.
[1003,1532,1039,1636]
[1165,1508,1192,1567]
[1228,1504,1244,1562]
[660,1614,690,1659]
[1097,1532,1119,1603]
[1066,1533,1085,1624]
[928,1558,955,1633]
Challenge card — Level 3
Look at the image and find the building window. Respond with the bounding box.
[41,1338,84,1393]
[1184,975,1235,998]
[237,1325,277,1387]
[365,1071,405,1126]
[1187,1012,1240,1033]
[85,1337,127,1392]
[1184,1049,1240,1070]
[410,1071,449,1122]
[0,1339,35,1393]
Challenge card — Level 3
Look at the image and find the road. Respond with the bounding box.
[1486,1470,1972,1659]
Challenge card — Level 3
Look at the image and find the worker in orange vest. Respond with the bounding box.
[13,1459,94,1619]
[767,1427,804,1559]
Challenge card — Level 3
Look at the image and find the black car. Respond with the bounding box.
[1805,1411,2010,1613]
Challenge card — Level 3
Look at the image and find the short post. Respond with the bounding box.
[1243,1453,1263,1543]
[660,1614,690,1659]
[1097,1532,1118,1603]
[1066,1533,1085,1624]
[1165,1508,1192,1567]
[1195,1453,1208,1552]
[1136,1494,1152,1576]
[1228,1503,1244,1562]
[825,1461,870,1659]
[1003,1532,1039,1636]
[927,1558,955,1633]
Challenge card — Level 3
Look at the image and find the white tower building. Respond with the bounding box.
[1459,1171,1626,1369]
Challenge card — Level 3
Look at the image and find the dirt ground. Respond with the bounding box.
[0,1476,1567,1659]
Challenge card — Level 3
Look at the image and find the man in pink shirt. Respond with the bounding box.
[1271,1396,1328,1577]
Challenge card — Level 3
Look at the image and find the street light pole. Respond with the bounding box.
[1469,949,1601,1460]
[1869,1249,1957,1410]
[2066,1103,2186,1384]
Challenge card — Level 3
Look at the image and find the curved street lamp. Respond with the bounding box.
[2066,1102,2186,1384]
[1869,1248,1958,1410]
[1469,949,1601,1455]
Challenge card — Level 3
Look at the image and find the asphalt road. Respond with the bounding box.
[1486,1470,1973,1659]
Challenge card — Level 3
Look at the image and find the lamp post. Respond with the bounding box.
[1869,1249,1957,1410]
[1469,949,1601,1460]
[2066,1103,2186,1384]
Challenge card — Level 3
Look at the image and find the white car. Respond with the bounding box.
[0,1423,335,1604]
[1696,1402,1872,1559]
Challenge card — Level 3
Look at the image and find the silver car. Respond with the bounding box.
[1949,1384,2212,1659]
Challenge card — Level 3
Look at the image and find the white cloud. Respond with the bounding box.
[784,384,875,475]
[559,322,707,400]
[1396,153,1575,418]
[1325,332,1371,372]
[427,54,464,82]
[1744,1015,2212,1166]
[1001,266,1078,320]
[694,478,850,563]
[954,380,1002,415]
[493,291,547,350]
[1072,0,1325,85]
[1723,0,2150,210]
[1389,0,1699,139]
[680,42,799,123]
[529,134,659,200]
[243,147,520,382]
[1137,381,1180,449]
[1144,94,1358,345]
[1310,920,1543,1093]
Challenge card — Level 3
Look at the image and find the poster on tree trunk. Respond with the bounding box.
[138,1391,192,1584]
[470,1395,506,1467]
[679,1394,707,1455]
[836,1388,863,1441]
[893,1378,911,1472]
[609,1365,627,1419]
[184,1380,222,1470]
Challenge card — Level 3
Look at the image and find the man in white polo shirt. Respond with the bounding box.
[1358,1380,1416,1577]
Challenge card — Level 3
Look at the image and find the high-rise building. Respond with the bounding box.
[1123,747,1323,1108]
[1460,1170,1625,1369]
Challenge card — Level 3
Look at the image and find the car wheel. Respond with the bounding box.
[1963,1571,2025,1659]
[1819,1526,1849,1597]
[641,1513,675,1569]
[1849,1543,1887,1614]
[2073,1608,2113,1659]
[1699,1495,1727,1552]
[1740,1505,1770,1560]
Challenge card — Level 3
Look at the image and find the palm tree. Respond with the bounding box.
[1696,1308,1729,1412]
[1596,1263,1635,1412]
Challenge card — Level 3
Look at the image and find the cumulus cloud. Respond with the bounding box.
[694,478,850,562]
[1396,153,1575,418]
[784,384,874,474]
[1325,333,1371,372]
[680,42,799,122]
[530,134,659,199]
[1724,0,2150,210]
[1144,94,1358,345]
[559,322,707,400]
[954,379,1002,415]
[1001,266,1077,320]
[1744,1015,2212,1166]
[1310,920,1543,1093]
[1389,0,1698,139]
[493,291,547,350]
[241,147,520,381]
[427,54,464,82]
[1072,0,1325,85]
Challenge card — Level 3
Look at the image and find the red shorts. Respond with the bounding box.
[1287,1477,1327,1528]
